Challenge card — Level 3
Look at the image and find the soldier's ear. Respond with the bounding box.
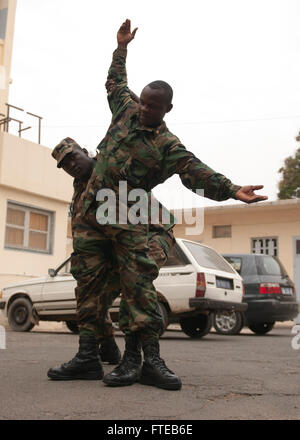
[166,103,173,113]
[82,148,89,156]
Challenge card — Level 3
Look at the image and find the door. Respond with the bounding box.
[293,237,300,324]
[39,258,76,317]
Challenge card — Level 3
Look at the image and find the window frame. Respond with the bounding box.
[212,225,232,239]
[4,201,55,254]
[251,236,278,257]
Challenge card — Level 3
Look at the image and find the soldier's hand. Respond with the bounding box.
[117,19,138,48]
[235,185,268,204]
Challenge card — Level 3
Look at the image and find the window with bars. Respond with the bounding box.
[212,225,232,238]
[5,202,54,253]
[251,237,278,257]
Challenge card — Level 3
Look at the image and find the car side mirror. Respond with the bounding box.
[48,268,56,277]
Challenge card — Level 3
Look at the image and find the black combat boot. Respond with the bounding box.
[103,333,142,386]
[140,340,182,390]
[99,337,121,365]
[47,335,104,380]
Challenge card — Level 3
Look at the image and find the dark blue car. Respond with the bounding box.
[213,253,299,335]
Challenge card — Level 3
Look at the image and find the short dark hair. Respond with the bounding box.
[147,80,173,105]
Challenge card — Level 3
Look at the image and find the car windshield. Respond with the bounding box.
[183,241,236,273]
[255,255,287,276]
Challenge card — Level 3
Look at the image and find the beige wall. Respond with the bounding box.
[174,200,300,280]
[66,220,73,256]
[0,132,73,202]
[0,132,74,288]
[0,0,16,115]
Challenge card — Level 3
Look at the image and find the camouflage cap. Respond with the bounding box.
[52,137,81,168]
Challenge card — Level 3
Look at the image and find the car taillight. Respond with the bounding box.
[259,283,281,294]
[196,272,206,297]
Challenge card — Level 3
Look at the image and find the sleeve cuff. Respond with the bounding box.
[115,47,128,56]
[229,184,242,199]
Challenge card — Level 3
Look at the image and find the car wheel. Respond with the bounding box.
[65,320,79,334]
[179,314,212,338]
[248,322,275,335]
[8,297,35,332]
[158,302,169,337]
[213,311,243,335]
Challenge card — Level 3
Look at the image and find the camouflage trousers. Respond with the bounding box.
[70,204,175,343]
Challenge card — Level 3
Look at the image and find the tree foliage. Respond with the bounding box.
[278,136,300,199]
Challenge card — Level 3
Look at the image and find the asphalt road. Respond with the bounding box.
[0,319,299,421]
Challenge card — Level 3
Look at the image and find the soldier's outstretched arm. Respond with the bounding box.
[106,19,138,116]
[163,142,268,203]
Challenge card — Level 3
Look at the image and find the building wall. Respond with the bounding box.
[0,131,73,201]
[66,218,73,256]
[0,133,73,289]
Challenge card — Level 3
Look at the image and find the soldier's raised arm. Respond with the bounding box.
[106,79,140,105]
[106,19,138,117]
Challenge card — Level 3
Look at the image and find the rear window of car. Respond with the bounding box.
[255,255,288,276]
[165,243,190,267]
[223,256,242,274]
[183,241,236,273]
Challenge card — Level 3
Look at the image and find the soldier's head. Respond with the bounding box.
[52,137,94,181]
[139,80,173,128]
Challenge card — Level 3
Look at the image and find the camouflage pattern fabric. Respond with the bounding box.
[108,229,175,335]
[80,47,241,218]
[70,177,175,341]
[52,137,81,168]
[66,47,242,344]
[71,206,164,342]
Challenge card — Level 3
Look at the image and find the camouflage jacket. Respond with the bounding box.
[71,161,175,233]
[81,47,241,218]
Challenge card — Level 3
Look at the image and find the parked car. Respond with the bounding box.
[213,253,299,335]
[0,239,247,338]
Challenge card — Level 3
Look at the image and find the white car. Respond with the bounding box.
[0,239,247,338]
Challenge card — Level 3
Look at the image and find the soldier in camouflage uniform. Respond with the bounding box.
[50,142,120,365]
[48,139,175,382]
[48,20,267,390]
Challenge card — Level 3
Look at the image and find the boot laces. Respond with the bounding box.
[113,350,141,373]
[149,355,174,375]
[61,355,79,369]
